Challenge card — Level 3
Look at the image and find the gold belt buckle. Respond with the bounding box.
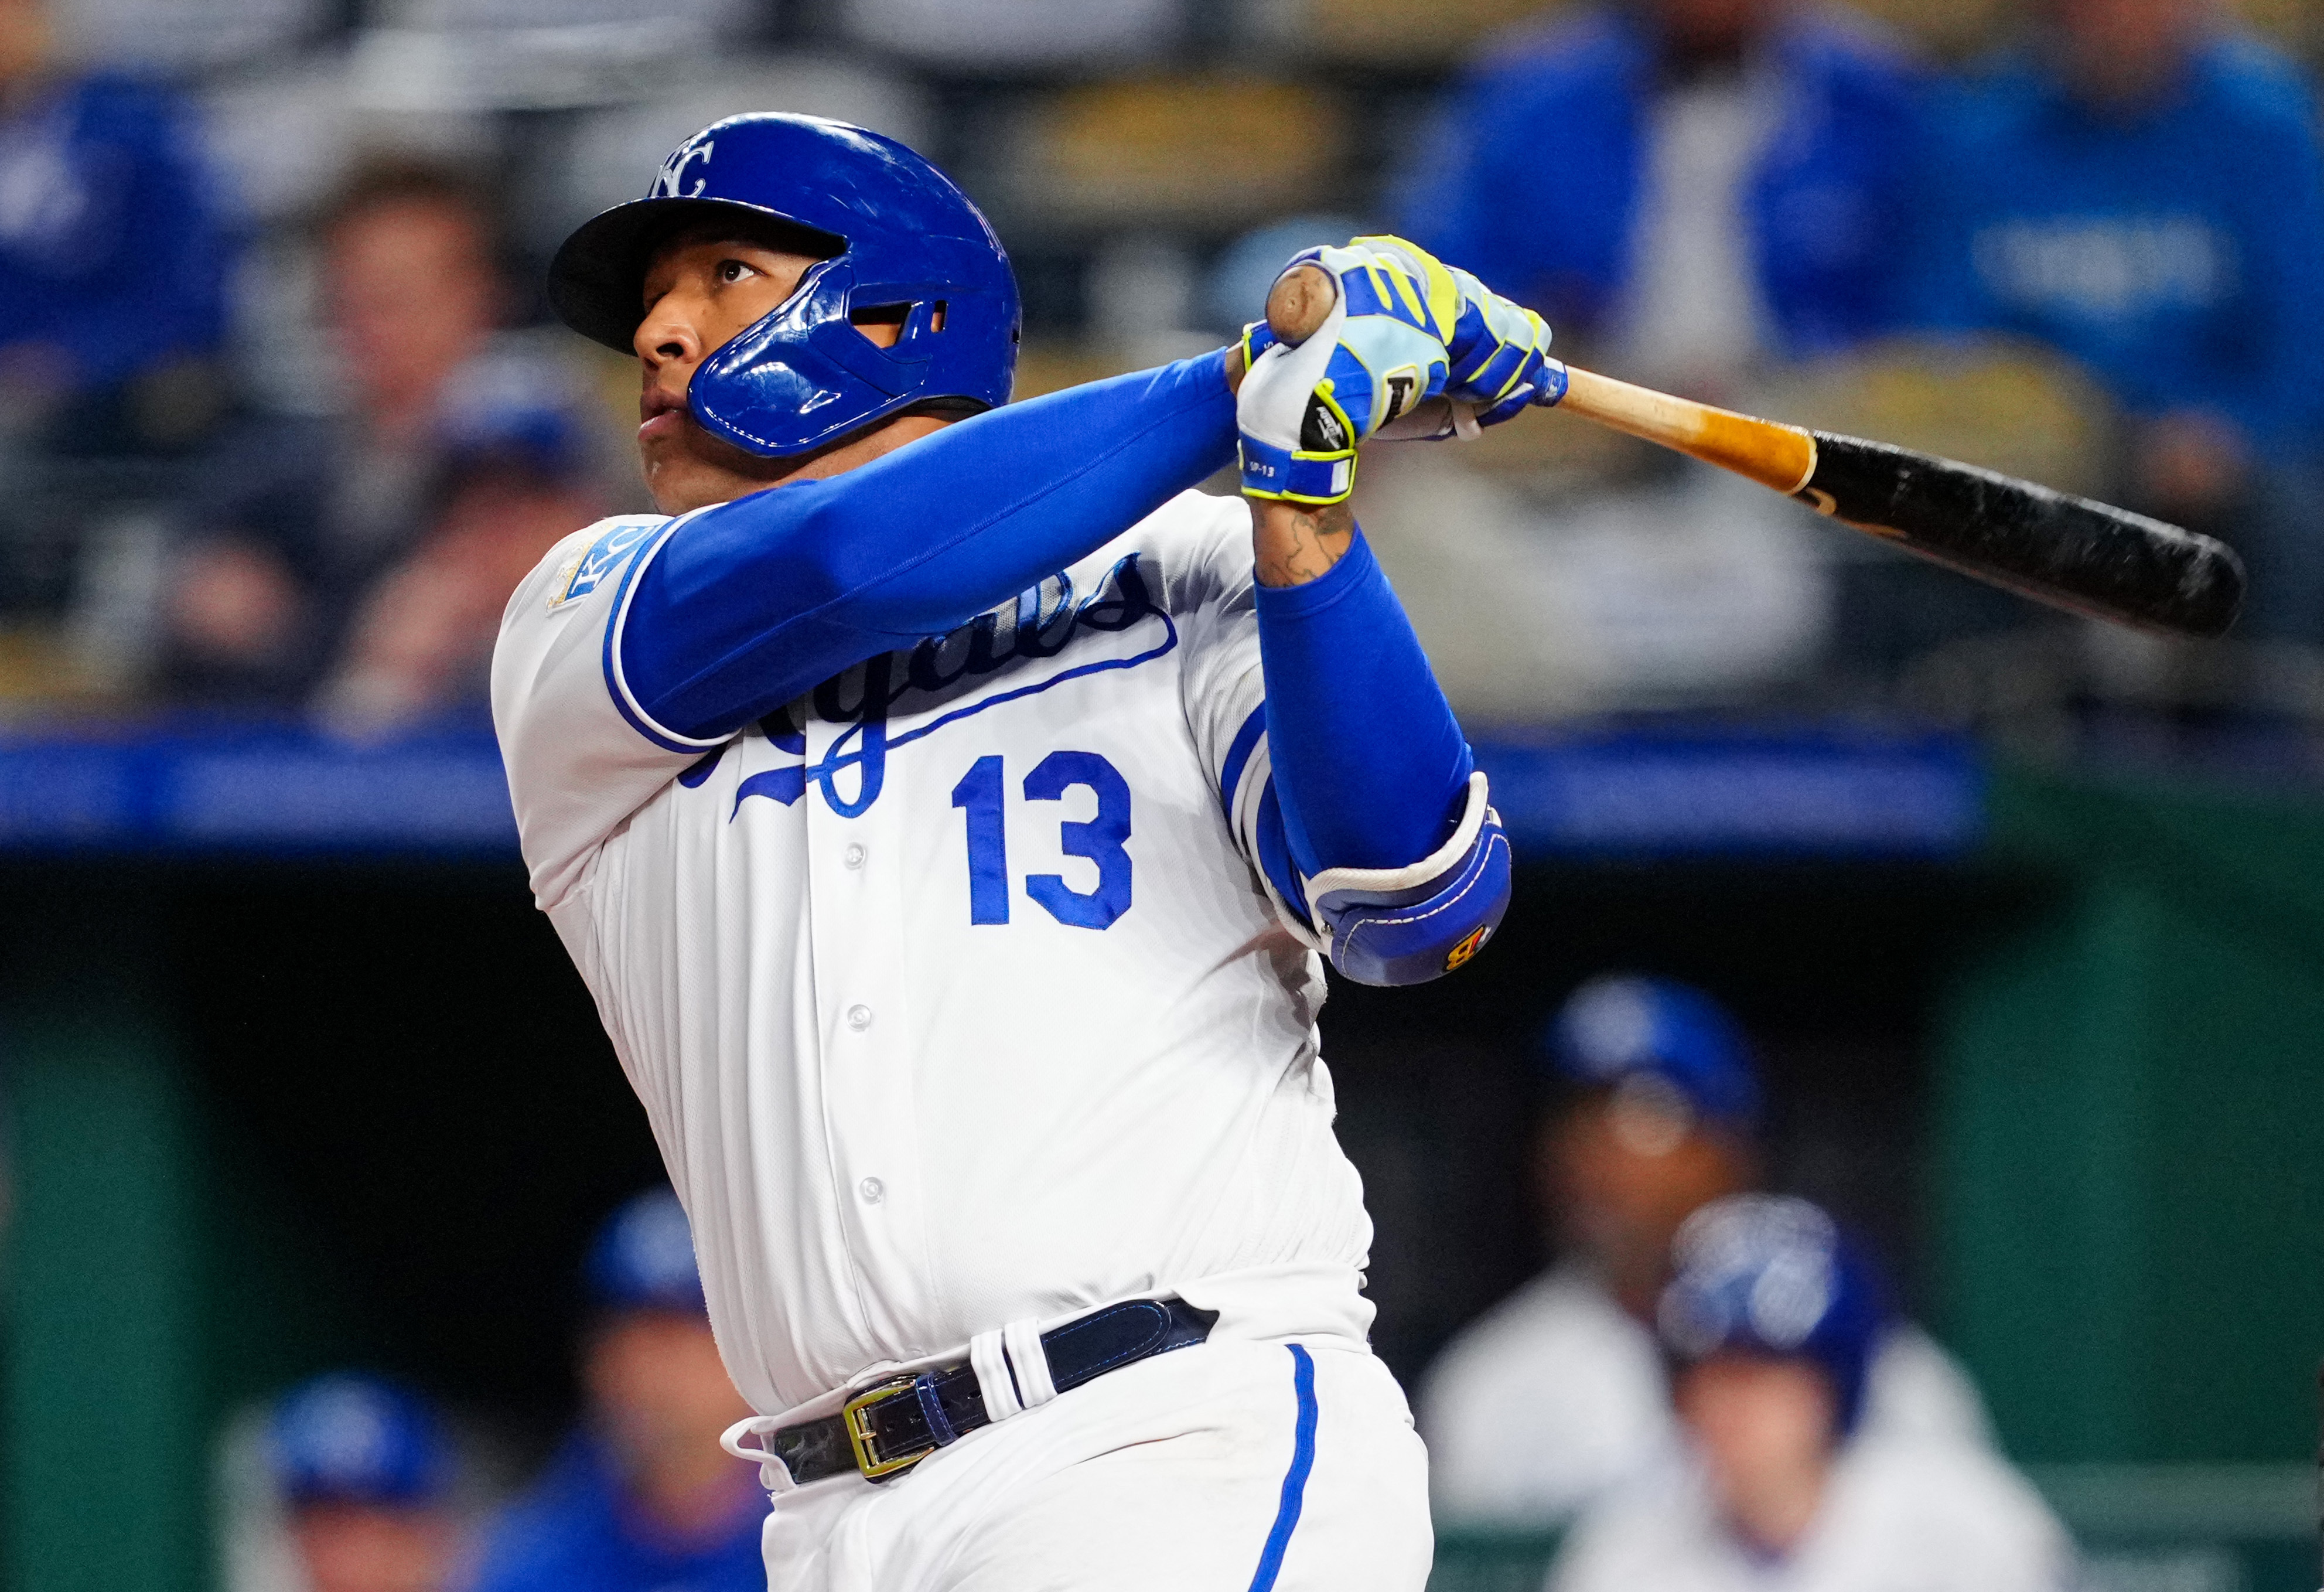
[843,1375,934,1480]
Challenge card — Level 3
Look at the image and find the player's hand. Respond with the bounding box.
[1334,235,1558,435]
[1235,240,1455,505]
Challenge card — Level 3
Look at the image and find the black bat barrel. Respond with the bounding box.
[1796,433,2246,639]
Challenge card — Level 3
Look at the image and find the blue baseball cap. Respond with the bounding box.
[1544,974,1762,1135]
[585,1187,707,1316]
[1656,1194,1886,1432]
[267,1373,452,1508]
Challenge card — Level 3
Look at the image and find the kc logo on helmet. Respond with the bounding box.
[653,138,715,199]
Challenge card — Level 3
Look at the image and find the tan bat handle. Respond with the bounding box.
[1556,367,1817,497]
[1263,263,1818,497]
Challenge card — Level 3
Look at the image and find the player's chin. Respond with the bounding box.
[642,424,795,516]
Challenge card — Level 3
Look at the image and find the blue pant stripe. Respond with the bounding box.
[1245,1344,1320,1592]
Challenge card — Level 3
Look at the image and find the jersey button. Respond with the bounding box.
[858,1177,885,1204]
[843,843,866,869]
[845,1004,873,1031]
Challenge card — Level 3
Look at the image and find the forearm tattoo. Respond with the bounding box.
[1253,499,1355,588]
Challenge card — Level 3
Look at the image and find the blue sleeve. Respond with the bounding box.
[1252,529,1473,878]
[620,350,1236,741]
[1244,529,1512,987]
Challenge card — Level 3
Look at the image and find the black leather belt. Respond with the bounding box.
[770,1297,1217,1484]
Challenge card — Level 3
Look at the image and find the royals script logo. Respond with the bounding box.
[718,553,1175,819]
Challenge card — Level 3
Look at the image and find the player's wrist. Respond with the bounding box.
[1250,497,1354,588]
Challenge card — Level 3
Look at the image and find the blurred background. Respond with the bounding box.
[0,0,2320,1586]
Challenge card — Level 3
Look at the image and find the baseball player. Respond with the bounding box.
[1421,974,1991,1528]
[467,1188,765,1592]
[263,1373,460,1592]
[492,113,1554,1591]
[1549,1195,2073,1592]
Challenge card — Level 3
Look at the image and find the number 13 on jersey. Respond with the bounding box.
[950,751,1132,930]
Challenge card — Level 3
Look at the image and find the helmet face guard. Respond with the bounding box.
[547,115,1021,459]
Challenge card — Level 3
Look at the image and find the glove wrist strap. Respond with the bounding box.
[1239,435,1355,504]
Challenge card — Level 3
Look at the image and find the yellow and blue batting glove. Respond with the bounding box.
[1344,235,1562,434]
[1236,240,1456,504]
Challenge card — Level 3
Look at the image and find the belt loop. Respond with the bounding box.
[1002,1317,1058,1409]
[970,1328,1022,1422]
[719,1413,798,1495]
[913,1372,958,1447]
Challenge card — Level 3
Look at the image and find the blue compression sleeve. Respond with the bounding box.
[622,350,1237,739]
[1254,529,1473,881]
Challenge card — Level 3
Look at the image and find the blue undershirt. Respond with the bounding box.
[620,349,1472,887]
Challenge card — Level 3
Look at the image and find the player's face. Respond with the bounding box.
[2051,0,2202,101]
[327,200,499,428]
[0,0,52,84]
[1673,1354,1838,1554]
[583,1308,756,1516]
[633,235,828,513]
[291,1503,454,1592]
[1540,1095,1752,1319]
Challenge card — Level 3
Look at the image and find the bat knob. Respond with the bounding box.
[1265,264,1336,348]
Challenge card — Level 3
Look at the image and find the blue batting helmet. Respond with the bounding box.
[585,1186,708,1317]
[547,113,1021,459]
[1544,974,1762,1136]
[1656,1194,1885,1432]
[267,1373,452,1508]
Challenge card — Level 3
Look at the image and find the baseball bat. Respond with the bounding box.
[1265,265,2245,639]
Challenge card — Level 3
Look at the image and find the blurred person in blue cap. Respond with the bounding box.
[1418,974,1988,1528]
[0,0,231,455]
[161,158,602,713]
[1550,1195,2070,1591]
[465,1187,763,1592]
[269,1373,460,1592]
[1906,0,2324,642]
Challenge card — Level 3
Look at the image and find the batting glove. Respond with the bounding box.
[1340,234,1560,436]
[1236,241,1454,504]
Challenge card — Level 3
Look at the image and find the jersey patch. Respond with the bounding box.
[551,519,667,608]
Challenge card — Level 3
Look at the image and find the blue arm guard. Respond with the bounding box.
[1305,773,1511,986]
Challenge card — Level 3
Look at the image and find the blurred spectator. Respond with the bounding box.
[838,0,1179,71]
[1548,1196,2072,1591]
[268,1373,461,1592]
[1377,0,1931,708]
[315,362,602,735]
[1418,975,1988,1528]
[1909,0,2324,639]
[158,158,598,713]
[465,1188,764,1592]
[1395,0,1927,394]
[0,0,231,455]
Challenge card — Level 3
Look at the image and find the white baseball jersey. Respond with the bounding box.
[1548,1436,2075,1592]
[493,487,1377,1417]
[1421,1263,1994,1526]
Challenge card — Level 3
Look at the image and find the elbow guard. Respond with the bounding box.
[1308,772,1511,987]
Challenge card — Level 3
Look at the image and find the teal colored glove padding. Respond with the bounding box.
[1237,243,1454,504]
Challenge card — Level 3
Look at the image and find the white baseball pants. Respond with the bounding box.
[759,1338,1432,1592]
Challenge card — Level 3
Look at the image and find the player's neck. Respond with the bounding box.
[650,412,954,515]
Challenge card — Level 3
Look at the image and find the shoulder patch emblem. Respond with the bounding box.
[550,520,666,608]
